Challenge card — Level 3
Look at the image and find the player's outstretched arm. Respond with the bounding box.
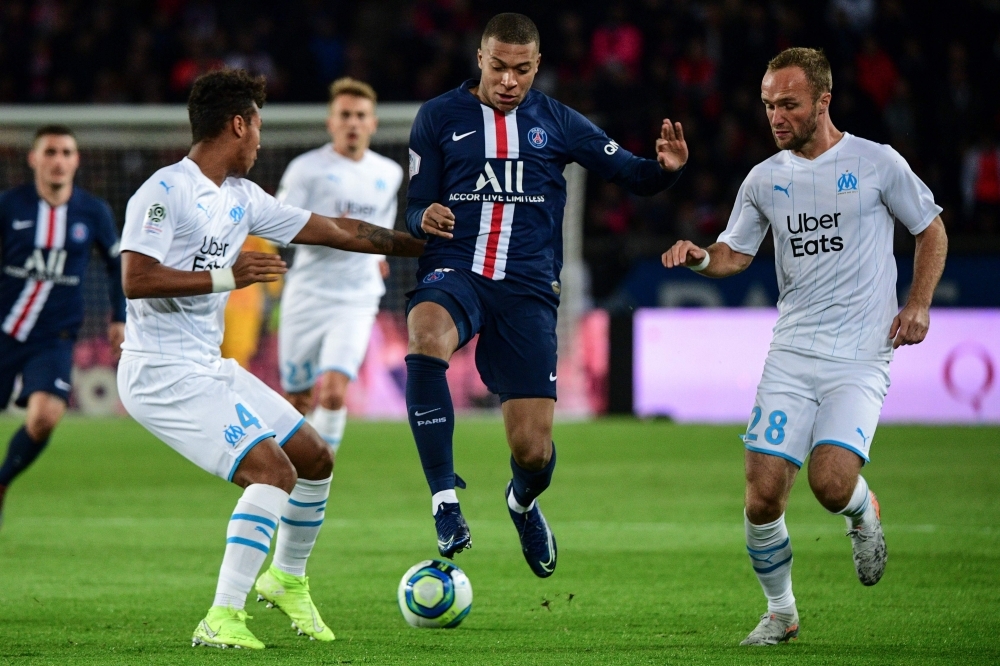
[661,241,752,278]
[121,250,287,299]
[292,213,425,257]
[890,215,948,349]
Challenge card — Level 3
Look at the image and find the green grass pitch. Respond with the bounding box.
[0,417,998,665]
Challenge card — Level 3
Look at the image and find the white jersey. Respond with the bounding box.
[120,157,310,366]
[277,145,403,309]
[718,133,942,361]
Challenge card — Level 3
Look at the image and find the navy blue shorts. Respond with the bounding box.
[0,333,74,408]
[407,268,558,402]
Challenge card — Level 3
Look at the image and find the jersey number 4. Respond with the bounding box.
[236,403,262,430]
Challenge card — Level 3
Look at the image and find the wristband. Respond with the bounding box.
[210,268,236,293]
[688,250,711,272]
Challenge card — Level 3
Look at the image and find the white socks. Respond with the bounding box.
[745,512,796,616]
[214,484,288,610]
[309,406,347,452]
[837,475,876,528]
[272,476,332,577]
[431,489,458,515]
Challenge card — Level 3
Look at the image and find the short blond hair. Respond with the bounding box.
[767,47,832,99]
[328,77,377,104]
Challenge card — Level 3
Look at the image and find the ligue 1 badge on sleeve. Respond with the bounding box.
[551,281,561,295]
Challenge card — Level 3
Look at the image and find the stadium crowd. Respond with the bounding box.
[1,0,997,299]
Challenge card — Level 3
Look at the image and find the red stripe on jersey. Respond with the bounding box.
[481,203,505,279]
[494,110,508,159]
[45,206,56,248]
[10,281,45,339]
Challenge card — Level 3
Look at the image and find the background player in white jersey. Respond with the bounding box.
[117,69,422,650]
[662,48,947,646]
[276,77,403,452]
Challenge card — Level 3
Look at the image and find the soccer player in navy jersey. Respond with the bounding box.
[405,13,689,576]
[0,125,126,529]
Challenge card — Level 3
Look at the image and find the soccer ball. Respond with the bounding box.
[397,559,473,628]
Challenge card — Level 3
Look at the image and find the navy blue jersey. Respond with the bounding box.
[407,80,683,293]
[0,184,125,342]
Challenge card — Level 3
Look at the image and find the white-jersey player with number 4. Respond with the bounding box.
[662,48,948,646]
[117,70,422,650]
[276,78,403,451]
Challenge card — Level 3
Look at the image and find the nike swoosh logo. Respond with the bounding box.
[201,620,219,638]
[54,378,71,391]
[414,408,441,417]
[438,536,454,550]
[452,131,476,141]
[12,220,33,230]
[549,373,557,382]
[311,608,324,633]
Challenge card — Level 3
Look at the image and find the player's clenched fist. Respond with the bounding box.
[889,303,930,349]
[422,203,456,239]
[232,251,287,288]
[661,240,706,269]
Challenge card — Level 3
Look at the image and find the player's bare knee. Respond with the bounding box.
[318,388,345,411]
[510,434,552,471]
[285,391,312,416]
[809,472,855,513]
[26,410,61,440]
[745,483,787,523]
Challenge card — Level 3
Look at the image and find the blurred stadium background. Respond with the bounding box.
[1,0,998,422]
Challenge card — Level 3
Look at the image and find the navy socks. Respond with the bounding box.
[406,354,456,494]
[510,443,556,507]
[0,426,49,487]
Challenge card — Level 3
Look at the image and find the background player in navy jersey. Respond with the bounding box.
[0,125,126,529]
[405,13,689,576]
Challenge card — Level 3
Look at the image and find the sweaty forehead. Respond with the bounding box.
[482,38,538,64]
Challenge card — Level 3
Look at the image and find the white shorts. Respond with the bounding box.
[279,303,378,393]
[741,347,890,467]
[118,354,305,481]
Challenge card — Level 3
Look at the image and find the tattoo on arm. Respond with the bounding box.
[356,221,395,253]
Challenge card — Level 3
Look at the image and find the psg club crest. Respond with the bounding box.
[70,222,89,243]
[423,268,452,284]
[527,127,547,149]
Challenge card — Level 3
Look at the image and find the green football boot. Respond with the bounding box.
[255,565,335,641]
[191,606,265,650]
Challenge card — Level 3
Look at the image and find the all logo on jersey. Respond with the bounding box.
[70,222,89,243]
[3,248,78,285]
[604,140,620,155]
[143,202,166,235]
[837,170,858,193]
[474,161,524,194]
[527,127,547,149]
[229,204,246,224]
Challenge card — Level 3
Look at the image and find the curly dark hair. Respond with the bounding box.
[187,69,267,144]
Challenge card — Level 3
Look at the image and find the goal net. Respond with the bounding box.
[0,104,604,417]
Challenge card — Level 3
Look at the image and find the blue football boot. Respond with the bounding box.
[434,502,472,558]
[506,482,557,578]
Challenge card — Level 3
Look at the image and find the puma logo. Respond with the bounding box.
[774,182,791,197]
[856,427,869,445]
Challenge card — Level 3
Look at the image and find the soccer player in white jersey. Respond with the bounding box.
[276,77,403,451]
[117,70,422,650]
[662,48,948,646]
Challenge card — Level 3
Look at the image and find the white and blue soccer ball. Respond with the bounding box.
[397,559,472,628]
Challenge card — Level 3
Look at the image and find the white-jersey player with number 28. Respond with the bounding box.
[117,70,422,650]
[662,48,947,647]
[277,77,403,451]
